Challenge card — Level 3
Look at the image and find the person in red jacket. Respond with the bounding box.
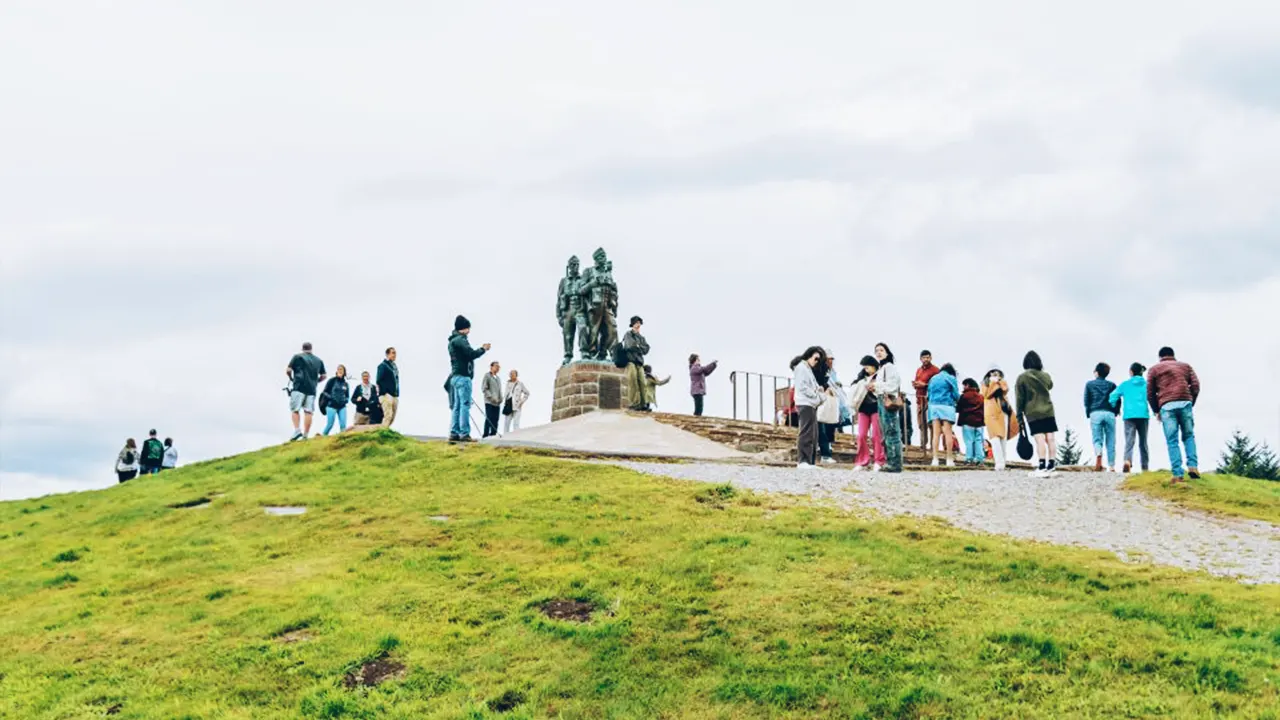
[1146,346,1201,482]
[956,379,987,465]
[912,350,941,452]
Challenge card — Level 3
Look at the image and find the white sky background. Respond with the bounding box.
[3,1,1280,500]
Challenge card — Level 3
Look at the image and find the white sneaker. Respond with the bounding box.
[872,464,882,473]
[851,465,866,473]
[797,463,818,471]
[946,458,956,468]
[820,457,837,465]
[289,431,303,442]
[1029,466,1045,477]
[930,458,939,467]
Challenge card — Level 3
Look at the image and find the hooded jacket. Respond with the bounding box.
[1108,376,1149,420]
[448,331,487,378]
[1015,369,1056,422]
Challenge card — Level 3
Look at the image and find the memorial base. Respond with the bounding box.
[551,362,633,422]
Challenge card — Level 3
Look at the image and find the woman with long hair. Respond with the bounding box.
[321,364,351,436]
[115,438,139,483]
[850,355,885,471]
[790,346,827,469]
[869,343,904,473]
[926,362,960,467]
[1016,350,1059,477]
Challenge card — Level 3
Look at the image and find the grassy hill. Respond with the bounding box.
[3,431,1278,719]
[1124,471,1280,525]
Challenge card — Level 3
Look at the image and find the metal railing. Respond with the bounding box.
[729,370,792,425]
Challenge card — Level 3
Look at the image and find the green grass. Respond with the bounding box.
[1124,471,1280,525]
[2,430,1278,719]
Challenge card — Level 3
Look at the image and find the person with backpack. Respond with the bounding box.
[1146,347,1201,483]
[447,315,490,442]
[161,438,178,471]
[320,365,351,436]
[140,430,165,475]
[115,439,139,483]
[956,378,986,465]
[1016,350,1059,477]
[981,365,1019,471]
[376,347,400,428]
[688,354,718,416]
[286,341,327,441]
[622,316,651,411]
[926,364,960,467]
[1109,362,1150,473]
[351,370,382,426]
[1084,362,1120,472]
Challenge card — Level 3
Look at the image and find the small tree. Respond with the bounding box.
[1057,427,1083,466]
[1218,431,1280,481]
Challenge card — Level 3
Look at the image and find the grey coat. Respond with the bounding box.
[482,373,503,406]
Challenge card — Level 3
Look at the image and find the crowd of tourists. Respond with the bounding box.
[446,315,530,442]
[114,429,178,483]
[790,344,1201,481]
[281,343,403,440]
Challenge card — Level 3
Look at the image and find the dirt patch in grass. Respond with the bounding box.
[105,703,123,715]
[168,497,211,509]
[487,689,527,713]
[342,657,406,688]
[276,629,314,644]
[541,599,594,622]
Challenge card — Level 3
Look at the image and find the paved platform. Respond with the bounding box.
[475,411,749,461]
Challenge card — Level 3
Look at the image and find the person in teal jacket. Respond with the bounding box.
[1109,363,1150,473]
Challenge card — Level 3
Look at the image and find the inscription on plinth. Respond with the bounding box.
[551,362,632,422]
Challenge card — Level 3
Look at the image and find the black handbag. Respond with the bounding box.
[502,397,514,416]
[1016,415,1034,460]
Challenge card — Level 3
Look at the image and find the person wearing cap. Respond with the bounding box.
[622,316,650,411]
[447,315,490,441]
[982,365,1019,471]
[139,429,166,475]
[1109,362,1151,473]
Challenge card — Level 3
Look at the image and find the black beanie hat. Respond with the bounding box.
[454,315,471,332]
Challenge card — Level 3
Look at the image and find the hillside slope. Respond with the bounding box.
[2,431,1278,719]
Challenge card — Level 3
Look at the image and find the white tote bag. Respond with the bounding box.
[816,392,840,424]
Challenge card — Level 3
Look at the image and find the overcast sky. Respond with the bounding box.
[4,1,1280,500]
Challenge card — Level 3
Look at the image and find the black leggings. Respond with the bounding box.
[693,395,704,416]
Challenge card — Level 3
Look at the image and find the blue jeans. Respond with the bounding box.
[323,406,348,435]
[450,375,473,438]
[1089,410,1117,468]
[1160,402,1198,478]
[962,426,985,463]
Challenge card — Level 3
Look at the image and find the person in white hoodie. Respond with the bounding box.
[790,346,828,469]
[161,438,178,471]
[502,369,530,434]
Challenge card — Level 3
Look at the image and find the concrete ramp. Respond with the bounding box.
[480,411,749,460]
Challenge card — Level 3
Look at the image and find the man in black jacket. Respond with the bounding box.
[140,430,166,475]
[352,370,382,426]
[377,347,400,427]
[447,316,490,441]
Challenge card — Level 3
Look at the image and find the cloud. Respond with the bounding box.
[547,121,1056,197]
[1171,36,1280,111]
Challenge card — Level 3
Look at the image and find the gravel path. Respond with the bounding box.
[614,462,1280,584]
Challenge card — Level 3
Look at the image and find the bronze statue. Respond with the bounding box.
[556,256,586,366]
[579,248,618,361]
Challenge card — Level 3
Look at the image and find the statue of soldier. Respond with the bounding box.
[556,256,587,366]
[579,248,618,361]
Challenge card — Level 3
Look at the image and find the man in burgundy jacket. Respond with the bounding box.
[1146,346,1201,482]
[912,350,941,451]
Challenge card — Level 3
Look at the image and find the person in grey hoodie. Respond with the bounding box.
[482,361,503,437]
[791,346,829,469]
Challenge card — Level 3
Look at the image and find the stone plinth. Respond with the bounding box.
[552,362,632,422]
